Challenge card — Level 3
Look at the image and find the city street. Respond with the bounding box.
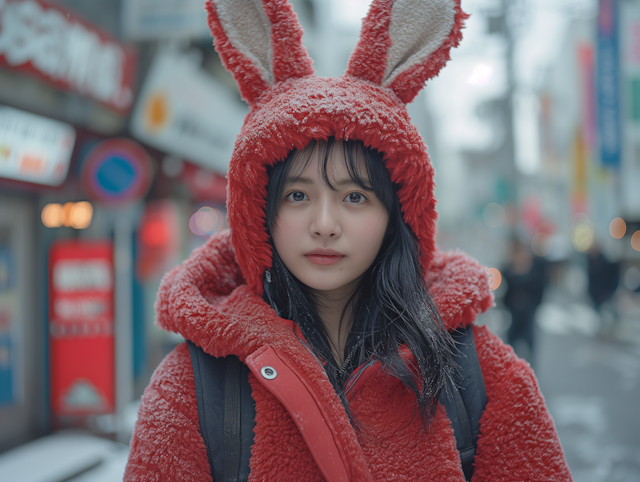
[535,301,640,482]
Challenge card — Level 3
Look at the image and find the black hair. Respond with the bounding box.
[264,137,457,426]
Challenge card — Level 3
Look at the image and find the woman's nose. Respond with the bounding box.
[310,199,341,238]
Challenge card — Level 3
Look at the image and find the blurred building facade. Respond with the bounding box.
[0,0,247,450]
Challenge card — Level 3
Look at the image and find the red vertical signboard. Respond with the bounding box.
[49,241,114,419]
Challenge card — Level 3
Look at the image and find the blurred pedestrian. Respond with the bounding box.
[587,241,620,335]
[124,1,571,481]
[502,237,547,364]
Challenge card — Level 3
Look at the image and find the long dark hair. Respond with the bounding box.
[264,137,456,425]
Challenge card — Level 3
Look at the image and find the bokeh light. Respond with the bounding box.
[487,267,502,290]
[41,202,93,229]
[609,217,626,239]
[69,202,93,229]
[41,203,63,228]
[61,202,74,226]
[632,231,640,252]
[189,206,224,238]
[141,220,170,247]
[531,231,552,257]
[572,213,594,252]
[467,64,493,86]
[483,203,506,228]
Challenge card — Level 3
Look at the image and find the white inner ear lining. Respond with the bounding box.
[212,0,274,84]
[382,0,457,87]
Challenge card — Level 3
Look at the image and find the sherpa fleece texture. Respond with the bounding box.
[124,232,571,481]
[125,0,571,480]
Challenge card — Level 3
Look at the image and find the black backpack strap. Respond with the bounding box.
[187,328,485,481]
[440,325,487,481]
[187,341,255,482]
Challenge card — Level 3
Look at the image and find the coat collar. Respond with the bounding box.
[155,229,493,360]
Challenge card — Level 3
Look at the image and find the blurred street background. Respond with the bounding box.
[0,0,639,480]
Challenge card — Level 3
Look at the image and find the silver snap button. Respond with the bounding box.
[260,366,277,380]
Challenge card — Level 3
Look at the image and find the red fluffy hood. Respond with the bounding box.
[155,231,492,358]
[205,0,470,294]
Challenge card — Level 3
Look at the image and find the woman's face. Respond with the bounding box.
[272,143,389,298]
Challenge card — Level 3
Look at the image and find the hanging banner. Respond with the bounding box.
[0,0,138,114]
[620,1,640,215]
[121,0,210,40]
[130,48,246,174]
[596,0,621,168]
[0,106,76,186]
[49,240,115,418]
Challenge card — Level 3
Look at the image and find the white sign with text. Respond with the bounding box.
[0,106,76,186]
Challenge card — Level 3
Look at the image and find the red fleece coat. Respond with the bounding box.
[125,0,571,480]
[124,232,570,481]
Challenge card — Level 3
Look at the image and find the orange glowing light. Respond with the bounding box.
[487,268,502,290]
[632,231,640,252]
[609,217,626,239]
[61,202,74,227]
[69,202,93,229]
[41,202,92,229]
[41,203,63,228]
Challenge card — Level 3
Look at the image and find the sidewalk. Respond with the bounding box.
[535,299,640,482]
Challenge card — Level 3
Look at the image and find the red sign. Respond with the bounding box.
[0,0,137,114]
[49,240,114,418]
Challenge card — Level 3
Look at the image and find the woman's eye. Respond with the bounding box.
[285,191,308,202]
[345,192,366,204]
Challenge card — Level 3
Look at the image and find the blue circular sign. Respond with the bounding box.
[81,139,152,204]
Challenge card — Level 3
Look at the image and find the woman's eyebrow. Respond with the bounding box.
[285,176,371,188]
[285,176,313,186]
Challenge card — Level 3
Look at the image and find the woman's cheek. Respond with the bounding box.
[275,212,301,238]
[357,212,388,242]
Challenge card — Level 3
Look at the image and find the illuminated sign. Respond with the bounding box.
[49,240,115,417]
[0,106,75,186]
[0,0,137,114]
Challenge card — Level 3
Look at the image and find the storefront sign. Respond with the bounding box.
[0,0,137,114]
[0,106,75,186]
[49,240,115,417]
[121,0,210,40]
[81,138,153,205]
[597,0,621,168]
[131,48,246,173]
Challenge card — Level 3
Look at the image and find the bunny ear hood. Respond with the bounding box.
[205,0,471,295]
[346,0,467,103]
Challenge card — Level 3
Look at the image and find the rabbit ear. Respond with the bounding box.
[346,0,467,104]
[205,0,314,105]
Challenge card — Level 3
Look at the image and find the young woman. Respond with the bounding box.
[125,0,571,480]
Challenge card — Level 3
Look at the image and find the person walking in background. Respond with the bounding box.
[587,241,620,336]
[502,237,547,365]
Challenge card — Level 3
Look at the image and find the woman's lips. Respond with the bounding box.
[305,254,345,265]
[305,249,345,265]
